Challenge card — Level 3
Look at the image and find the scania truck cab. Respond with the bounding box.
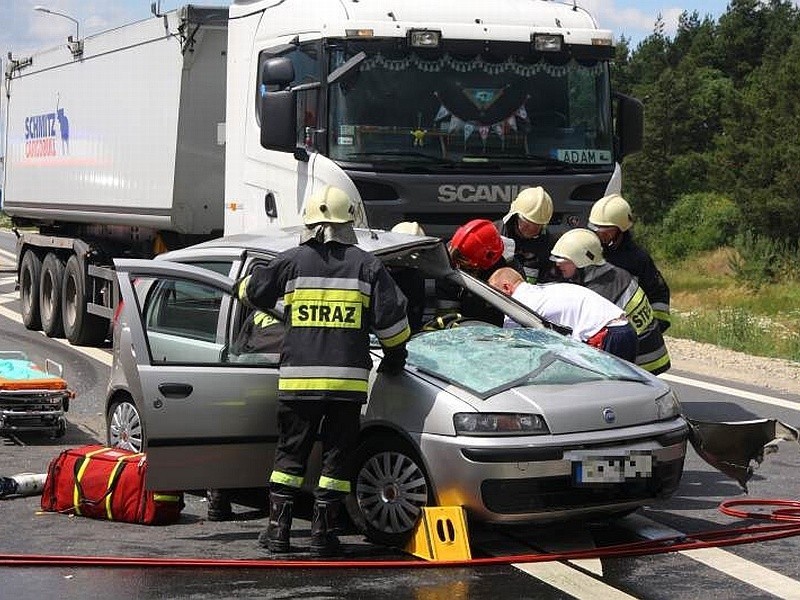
[226,0,642,237]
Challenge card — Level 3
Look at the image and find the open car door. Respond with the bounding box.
[114,259,279,491]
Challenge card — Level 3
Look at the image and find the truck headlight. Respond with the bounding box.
[655,389,681,420]
[453,413,549,436]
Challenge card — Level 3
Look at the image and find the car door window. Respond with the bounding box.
[143,278,227,364]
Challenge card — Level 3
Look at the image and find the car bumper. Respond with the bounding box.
[418,417,689,524]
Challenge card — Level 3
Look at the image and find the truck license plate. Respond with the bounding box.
[570,452,653,484]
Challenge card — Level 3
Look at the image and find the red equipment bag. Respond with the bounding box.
[41,445,184,525]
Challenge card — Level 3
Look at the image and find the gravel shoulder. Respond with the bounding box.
[666,336,800,396]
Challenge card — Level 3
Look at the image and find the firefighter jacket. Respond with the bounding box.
[495,217,557,283]
[239,240,410,403]
[603,231,671,331]
[580,262,671,375]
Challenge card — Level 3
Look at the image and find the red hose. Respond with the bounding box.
[2,500,800,569]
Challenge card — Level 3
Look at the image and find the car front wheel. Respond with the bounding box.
[107,398,144,452]
[346,434,432,547]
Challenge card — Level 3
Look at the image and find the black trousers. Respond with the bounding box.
[271,399,361,502]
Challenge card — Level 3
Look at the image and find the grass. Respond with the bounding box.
[664,248,800,362]
[0,211,11,229]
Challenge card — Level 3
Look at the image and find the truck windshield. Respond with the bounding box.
[327,41,613,170]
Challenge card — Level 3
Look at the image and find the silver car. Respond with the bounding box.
[106,227,688,546]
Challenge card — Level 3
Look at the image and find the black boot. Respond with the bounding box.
[258,493,293,553]
[310,500,342,557]
[206,489,233,522]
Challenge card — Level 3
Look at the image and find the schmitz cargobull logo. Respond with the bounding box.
[24,104,70,158]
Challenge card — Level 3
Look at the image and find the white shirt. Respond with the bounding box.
[509,282,626,342]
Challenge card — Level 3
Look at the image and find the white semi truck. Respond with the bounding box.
[2,0,642,346]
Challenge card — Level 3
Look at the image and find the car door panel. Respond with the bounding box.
[114,259,280,491]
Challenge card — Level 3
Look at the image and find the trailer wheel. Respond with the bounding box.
[20,250,43,330]
[61,255,108,346]
[40,253,66,338]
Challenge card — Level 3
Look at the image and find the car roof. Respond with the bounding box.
[159,226,442,261]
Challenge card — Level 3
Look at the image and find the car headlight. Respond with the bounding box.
[655,389,681,420]
[453,413,550,436]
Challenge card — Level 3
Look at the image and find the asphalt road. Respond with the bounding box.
[2,231,800,599]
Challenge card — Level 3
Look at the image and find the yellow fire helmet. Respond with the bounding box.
[391,221,426,236]
[588,193,634,232]
[302,185,355,226]
[503,186,553,226]
[550,228,606,268]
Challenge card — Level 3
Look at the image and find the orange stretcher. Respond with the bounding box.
[0,352,73,438]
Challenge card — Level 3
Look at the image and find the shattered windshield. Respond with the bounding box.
[327,41,613,170]
[407,326,645,397]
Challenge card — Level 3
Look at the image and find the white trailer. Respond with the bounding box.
[3,6,228,344]
[3,1,642,347]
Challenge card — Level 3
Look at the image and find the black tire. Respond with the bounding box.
[107,397,144,452]
[19,250,42,330]
[61,255,108,346]
[40,253,66,338]
[346,434,433,547]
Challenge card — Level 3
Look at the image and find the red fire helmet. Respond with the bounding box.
[449,219,504,271]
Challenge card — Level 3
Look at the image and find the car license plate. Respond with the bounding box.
[568,452,653,484]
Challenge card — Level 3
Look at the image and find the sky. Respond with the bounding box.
[0,0,737,58]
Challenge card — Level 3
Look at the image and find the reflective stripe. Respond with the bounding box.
[285,288,370,307]
[280,366,370,380]
[286,288,367,329]
[288,276,372,296]
[279,378,369,393]
[318,475,351,493]
[254,311,279,328]
[623,287,654,335]
[73,447,110,516]
[375,317,411,346]
[638,351,671,374]
[153,494,182,503]
[270,471,304,488]
[238,275,252,302]
[380,323,411,348]
[105,456,132,520]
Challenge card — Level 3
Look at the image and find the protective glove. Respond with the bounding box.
[377,345,407,375]
[232,275,251,304]
[657,318,671,333]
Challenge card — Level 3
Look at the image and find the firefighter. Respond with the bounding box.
[444,218,521,325]
[495,186,557,283]
[389,222,427,332]
[588,194,671,332]
[550,228,671,374]
[235,186,410,557]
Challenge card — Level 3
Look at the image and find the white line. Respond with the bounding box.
[0,304,112,367]
[626,514,800,599]
[662,373,800,412]
[478,535,637,598]
[512,561,639,599]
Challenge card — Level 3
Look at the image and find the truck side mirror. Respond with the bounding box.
[615,93,643,159]
[259,57,298,152]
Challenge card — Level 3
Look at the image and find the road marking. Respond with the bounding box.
[662,373,800,412]
[626,514,800,599]
[0,304,112,367]
[475,531,635,598]
[511,561,639,599]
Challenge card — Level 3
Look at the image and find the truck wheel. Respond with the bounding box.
[61,255,108,346]
[40,253,66,338]
[20,250,43,330]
